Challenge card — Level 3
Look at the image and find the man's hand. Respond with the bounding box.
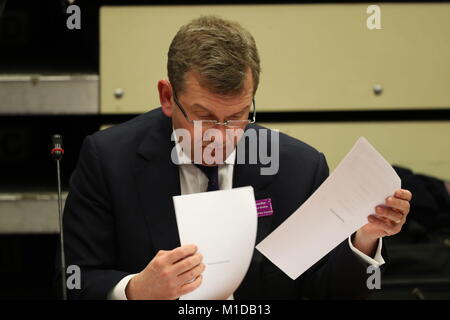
[125,244,205,300]
[353,189,412,257]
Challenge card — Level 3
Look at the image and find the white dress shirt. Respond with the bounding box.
[108,139,385,300]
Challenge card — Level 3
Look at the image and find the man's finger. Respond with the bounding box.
[375,206,404,223]
[394,189,412,201]
[178,263,206,285]
[178,274,203,297]
[172,252,203,276]
[385,196,410,215]
[167,244,198,264]
[368,215,399,235]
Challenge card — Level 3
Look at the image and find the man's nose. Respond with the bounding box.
[212,126,226,146]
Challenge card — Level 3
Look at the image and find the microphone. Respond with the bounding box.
[51,134,64,161]
[51,134,67,300]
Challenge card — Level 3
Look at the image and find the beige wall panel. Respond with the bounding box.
[101,4,450,113]
[260,121,450,181]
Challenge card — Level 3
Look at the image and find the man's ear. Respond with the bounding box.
[158,80,173,118]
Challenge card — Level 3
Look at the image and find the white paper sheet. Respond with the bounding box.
[173,186,258,300]
[256,137,401,280]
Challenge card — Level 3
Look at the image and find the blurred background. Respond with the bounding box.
[0,0,449,299]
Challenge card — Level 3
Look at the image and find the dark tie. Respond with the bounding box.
[195,164,219,192]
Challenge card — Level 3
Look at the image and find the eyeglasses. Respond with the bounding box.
[173,90,256,129]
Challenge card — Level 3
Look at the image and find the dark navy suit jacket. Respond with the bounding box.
[57,108,383,299]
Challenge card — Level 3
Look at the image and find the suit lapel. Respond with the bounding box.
[233,161,275,245]
[134,114,181,252]
[232,123,276,244]
[232,125,277,299]
[234,171,275,299]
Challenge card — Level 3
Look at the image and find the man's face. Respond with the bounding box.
[162,70,254,166]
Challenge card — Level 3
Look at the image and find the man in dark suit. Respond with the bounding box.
[58,16,412,300]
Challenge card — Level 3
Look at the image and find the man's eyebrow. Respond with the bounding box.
[230,105,251,116]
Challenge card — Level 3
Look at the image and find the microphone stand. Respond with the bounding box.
[51,134,67,300]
